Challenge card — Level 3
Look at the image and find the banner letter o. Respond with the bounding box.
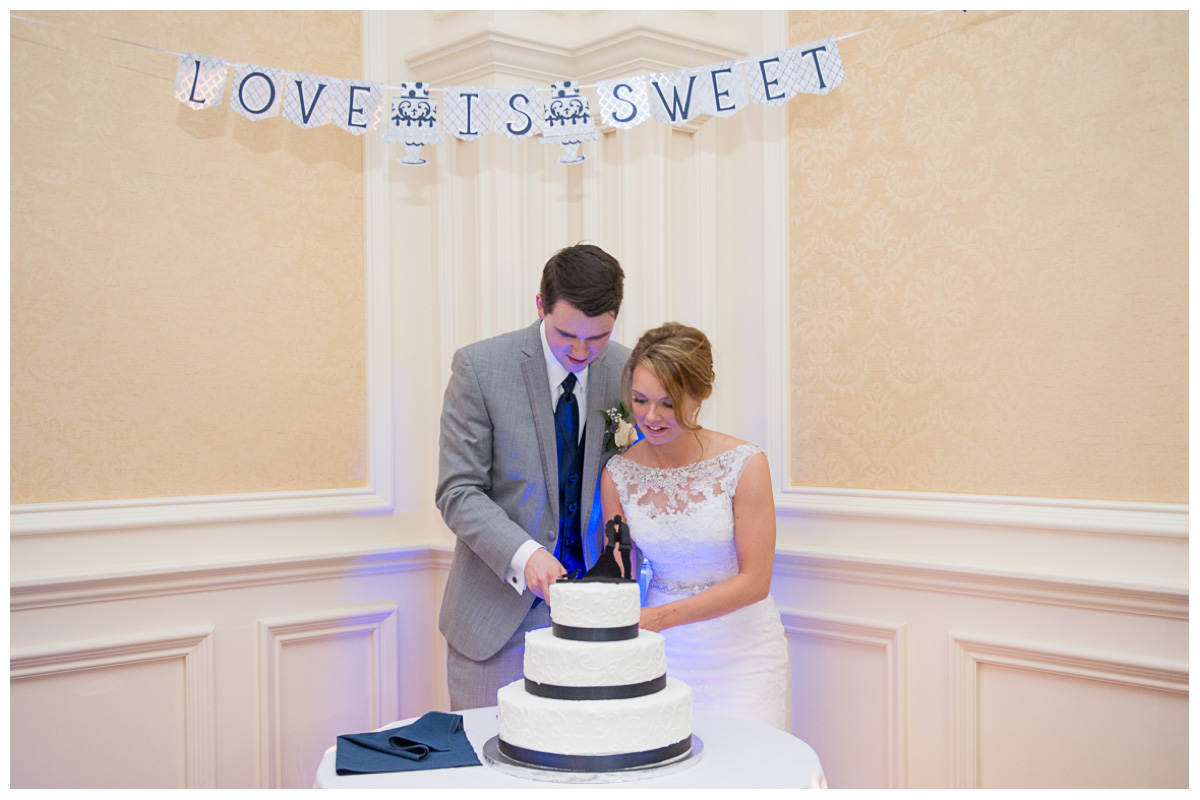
[239,72,277,115]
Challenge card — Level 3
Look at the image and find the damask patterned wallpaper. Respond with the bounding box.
[787,11,1187,502]
[11,11,368,503]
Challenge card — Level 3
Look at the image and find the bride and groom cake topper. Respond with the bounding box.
[561,513,633,584]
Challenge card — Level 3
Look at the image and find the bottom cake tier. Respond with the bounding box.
[496,676,692,768]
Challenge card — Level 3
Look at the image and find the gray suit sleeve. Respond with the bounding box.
[435,347,535,580]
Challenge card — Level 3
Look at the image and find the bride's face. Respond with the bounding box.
[630,364,697,447]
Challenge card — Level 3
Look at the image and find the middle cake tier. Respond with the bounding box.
[524,627,667,691]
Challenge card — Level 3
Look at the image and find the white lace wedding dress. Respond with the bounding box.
[605,442,789,730]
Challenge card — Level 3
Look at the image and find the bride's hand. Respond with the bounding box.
[638,606,668,633]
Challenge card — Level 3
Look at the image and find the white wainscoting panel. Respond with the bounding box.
[11,544,441,789]
[259,603,399,789]
[779,608,906,789]
[10,628,216,789]
[949,633,1189,789]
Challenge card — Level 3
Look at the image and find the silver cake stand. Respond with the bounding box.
[483,734,704,784]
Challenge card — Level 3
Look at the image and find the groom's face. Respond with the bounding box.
[538,296,616,373]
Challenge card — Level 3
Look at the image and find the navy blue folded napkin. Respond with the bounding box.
[335,711,481,775]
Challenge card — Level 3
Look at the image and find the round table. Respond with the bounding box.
[314,706,826,789]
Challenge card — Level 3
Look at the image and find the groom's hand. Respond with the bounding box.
[525,548,566,601]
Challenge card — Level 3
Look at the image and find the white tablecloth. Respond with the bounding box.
[314,706,826,789]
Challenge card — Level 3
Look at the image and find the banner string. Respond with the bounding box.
[835,9,954,42]
[10,12,185,58]
[10,10,963,95]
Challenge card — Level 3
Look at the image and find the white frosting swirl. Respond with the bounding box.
[548,582,641,628]
[524,627,665,687]
[497,678,692,756]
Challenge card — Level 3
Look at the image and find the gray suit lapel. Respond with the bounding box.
[520,323,559,522]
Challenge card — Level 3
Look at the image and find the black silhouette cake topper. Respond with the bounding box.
[566,515,633,583]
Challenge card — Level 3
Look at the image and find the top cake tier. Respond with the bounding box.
[547,581,640,629]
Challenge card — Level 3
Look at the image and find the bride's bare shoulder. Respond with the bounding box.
[617,439,653,465]
[703,430,752,458]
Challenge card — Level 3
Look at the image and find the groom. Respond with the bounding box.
[435,244,630,710]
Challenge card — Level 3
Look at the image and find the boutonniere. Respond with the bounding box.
[600,404,639,453]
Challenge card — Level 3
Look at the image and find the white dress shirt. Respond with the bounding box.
[504,321,589,593]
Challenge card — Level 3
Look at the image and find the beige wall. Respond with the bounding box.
[11,11,368,503]
[787,10,1187,502]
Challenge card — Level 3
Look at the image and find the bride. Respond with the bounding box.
[600,322,790,730]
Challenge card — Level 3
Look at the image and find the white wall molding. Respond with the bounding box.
[760,8,792,507]
[778,608,908,788]
[775,548,1188,620]
[11,627,217,789]
[9,489,395,537]
[259,603,398,789]
[948,632,1189,788]
[9,11,395,538]
[10,545,443,611]
[363,9,395,518]
[777,487,1188,538]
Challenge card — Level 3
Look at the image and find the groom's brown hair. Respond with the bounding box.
[540,244,624,318]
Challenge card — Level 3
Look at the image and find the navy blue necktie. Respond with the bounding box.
[554,373,585,578]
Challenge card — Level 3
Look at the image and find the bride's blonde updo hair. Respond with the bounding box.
[624,322,715,432]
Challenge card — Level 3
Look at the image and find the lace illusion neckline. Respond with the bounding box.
[614,442,758,474]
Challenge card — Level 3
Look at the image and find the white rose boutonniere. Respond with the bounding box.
[601,404,639,453]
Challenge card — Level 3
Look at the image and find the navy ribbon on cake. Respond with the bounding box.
[525,673,666,700]
[497,736,692,772]
[552,621,640,641]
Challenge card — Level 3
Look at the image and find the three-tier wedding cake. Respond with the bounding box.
[495,580,693,771]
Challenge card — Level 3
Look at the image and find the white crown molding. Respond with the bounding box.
[10,544,443,611]
[9,12,395,538]
[774,548,1189,620]
[778,608,907,788]
[259,603,398,788]
[948,632,1189,788]
[11,627,217,789]
[404,23,746,86]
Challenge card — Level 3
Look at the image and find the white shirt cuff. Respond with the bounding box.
[505,540,546,594]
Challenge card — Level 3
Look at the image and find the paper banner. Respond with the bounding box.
[792,37,845,95]
[229,63,286,120]
[283,73,337,129]
[596,75,652,130]
[174,53,228,110]
[443,87,491,141]
[493,86,543,140]
[694,60,750,119]
[332,81,383,135]
[647,68,706,125]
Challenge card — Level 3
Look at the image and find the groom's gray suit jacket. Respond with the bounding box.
[436,321,631,662]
